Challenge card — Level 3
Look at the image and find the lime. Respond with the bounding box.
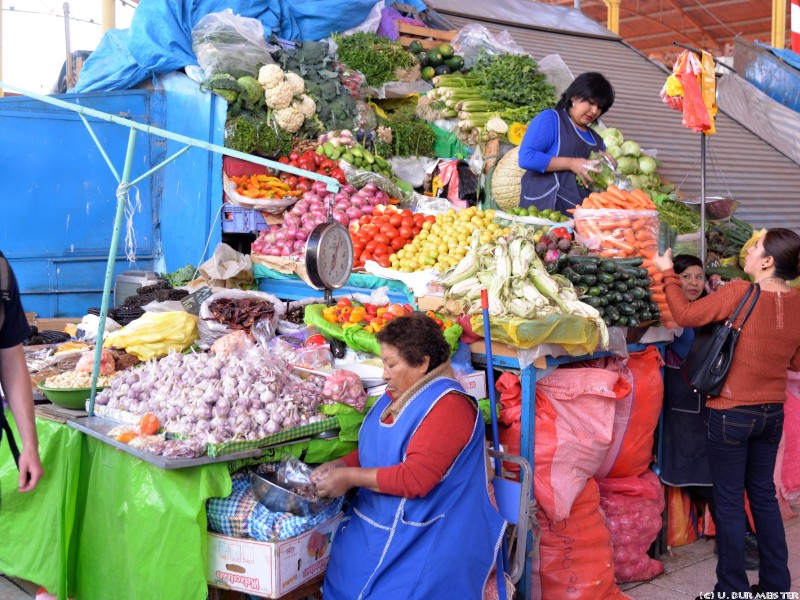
[443,55,464,71]
[408,40,424,54]
[421,66,436,81]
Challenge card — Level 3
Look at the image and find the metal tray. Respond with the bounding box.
[249,470,332,517]
[68,417,265,470]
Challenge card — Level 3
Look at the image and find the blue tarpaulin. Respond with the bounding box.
[74,0,427,93]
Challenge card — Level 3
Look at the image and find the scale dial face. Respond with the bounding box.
[305,222,354,290]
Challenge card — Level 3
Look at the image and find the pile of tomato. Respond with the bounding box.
[276,149,347,191]
[321,298,414,333]
[349,206,435,269]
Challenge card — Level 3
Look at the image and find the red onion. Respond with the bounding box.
[346,207,363,220]
[360,204,374,215]
[284,227,299,242]
[293,200,309,213]
[293,240,306,252]
[312,181,328,196]
[342,184,357,195]
[284,213,301,228]
[333,212,349,226]
[362,183,378,194]
[265,248,281,256]
[280,246,293,257]
[274,229,287,243]
[294,228,309,241]
[350,196,366,208]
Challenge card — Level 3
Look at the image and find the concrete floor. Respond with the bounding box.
[3,519,800,599]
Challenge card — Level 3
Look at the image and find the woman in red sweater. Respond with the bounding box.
[655,229,800,598]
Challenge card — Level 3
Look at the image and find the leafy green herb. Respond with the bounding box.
[657,200,701,234]
[224,118,258,154]
[333,32,416,88]
[162,265,197,288]
[255,119,293,157]
[471,52,555,121]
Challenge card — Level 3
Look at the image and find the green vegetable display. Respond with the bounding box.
[374,104,436,158]
[333,32,417,88]
[162,265,197,288]
[656,199,701,234]
[418,50,555,145]
[273,40,359,133]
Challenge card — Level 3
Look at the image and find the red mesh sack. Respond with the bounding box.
[598,471,665,583]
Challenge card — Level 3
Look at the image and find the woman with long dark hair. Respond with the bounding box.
[655,229,800,597]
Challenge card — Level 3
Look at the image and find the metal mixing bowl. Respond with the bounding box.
[249,470,332,517]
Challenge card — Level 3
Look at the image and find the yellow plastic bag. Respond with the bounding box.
[739,228,766,268]
[470,312,600,355]
[104,311,198,360]
[663,74,684,97]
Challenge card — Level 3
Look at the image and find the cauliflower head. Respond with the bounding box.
[264,81,294,110]
[257,64,285,90]
[292,94,316,119]
[284,72,305,96]
[274,107,305,134]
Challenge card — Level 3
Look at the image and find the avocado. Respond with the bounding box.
[427,50,443,66]
[408,40,424,54]
[443,55,464,71]
[437,43,454,59]
[421,66,436,81]
[418,51,429,67]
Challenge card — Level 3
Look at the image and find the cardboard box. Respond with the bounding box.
[459,370,487,400]
[207,513,342,599]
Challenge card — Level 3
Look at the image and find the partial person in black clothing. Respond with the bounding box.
[659,254,758,570]
[0,251,43,494]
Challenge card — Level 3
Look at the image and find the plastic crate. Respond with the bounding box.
[221,204,268,233]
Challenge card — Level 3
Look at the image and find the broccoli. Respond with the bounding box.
[237,76,264,111]
[224,117,258,154]
[202,73,241,104]
[295,41,329,64]
[161,265,197,288]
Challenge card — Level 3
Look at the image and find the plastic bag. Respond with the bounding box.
[450,23,526,69]
[277,455,324,502]
[376,5,423,40]
[197,289,284,349]
[334,62,370,102]
[339,159,411,202]
[223,173,299,214]
[75,349,116,374]
[341,1,385,35]
[322,369,367,411]
[191,9,276,79]
[573,208,659,258]
[198,243,255,289]
[210,330,255,356]
[103,311,199,360]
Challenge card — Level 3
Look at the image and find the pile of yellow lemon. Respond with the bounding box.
[389,207,511,273]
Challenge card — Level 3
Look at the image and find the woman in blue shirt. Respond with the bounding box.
[517,72,615,212]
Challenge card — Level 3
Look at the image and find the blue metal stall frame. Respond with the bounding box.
[0,82,341,416]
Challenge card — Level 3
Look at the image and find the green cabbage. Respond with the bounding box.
[616,156,639,175]
[620,140,641,157]
[638,155,658,175]
[599,127,624,147]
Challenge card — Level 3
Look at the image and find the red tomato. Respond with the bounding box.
[365,240,378,253]
[382,226,400,239]
[361,251,373,263]
[360,216,372,224]
[425,215,436,223]
[361,223,378,236]
[391,236,406,251]
[401,209,413,218]
[376,255,391,268]
[373,233,390,245]
[398,226,413,239]
[295,180,310,193]
[337,298,351,308]
[389,214,403,227]
[353,242,365,256]
[411,227,421,236]
[289,151,300,161]
[306,334,326,346]
[278,157,291,165]
[374,244,390,256]
[413,213,425,226]
[400,218,414,229]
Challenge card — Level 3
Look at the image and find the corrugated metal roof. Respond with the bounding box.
[432,7,800,232]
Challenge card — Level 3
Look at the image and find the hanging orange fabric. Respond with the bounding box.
[699,51,717,134]
[661,50,713,134]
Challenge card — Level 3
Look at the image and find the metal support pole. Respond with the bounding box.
[63,3,73,89]
[88,128,138,416]
[700,133,706,268]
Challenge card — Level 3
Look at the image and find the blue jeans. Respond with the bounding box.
[706,404,790,595]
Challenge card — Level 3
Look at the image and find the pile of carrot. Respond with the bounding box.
[573,185,677,327]
[580,185,657,210]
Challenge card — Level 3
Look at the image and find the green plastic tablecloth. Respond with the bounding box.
[0,412,232,600]
[72,435,231,600]
[0,412,82,600]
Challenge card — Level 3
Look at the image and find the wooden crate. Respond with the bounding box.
[397,23,456,51]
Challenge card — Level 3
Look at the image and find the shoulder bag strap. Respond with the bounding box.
[727,283,761,332]
[724,283,757,328]
[0,411,21,468]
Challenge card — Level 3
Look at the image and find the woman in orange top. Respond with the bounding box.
[654,229,800,598]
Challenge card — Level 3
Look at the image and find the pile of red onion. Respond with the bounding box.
[252,182,390,257]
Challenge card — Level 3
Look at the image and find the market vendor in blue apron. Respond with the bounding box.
[312,313,506,600]
[517,72,615,213]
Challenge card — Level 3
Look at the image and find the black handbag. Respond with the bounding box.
[685,283,761,397]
